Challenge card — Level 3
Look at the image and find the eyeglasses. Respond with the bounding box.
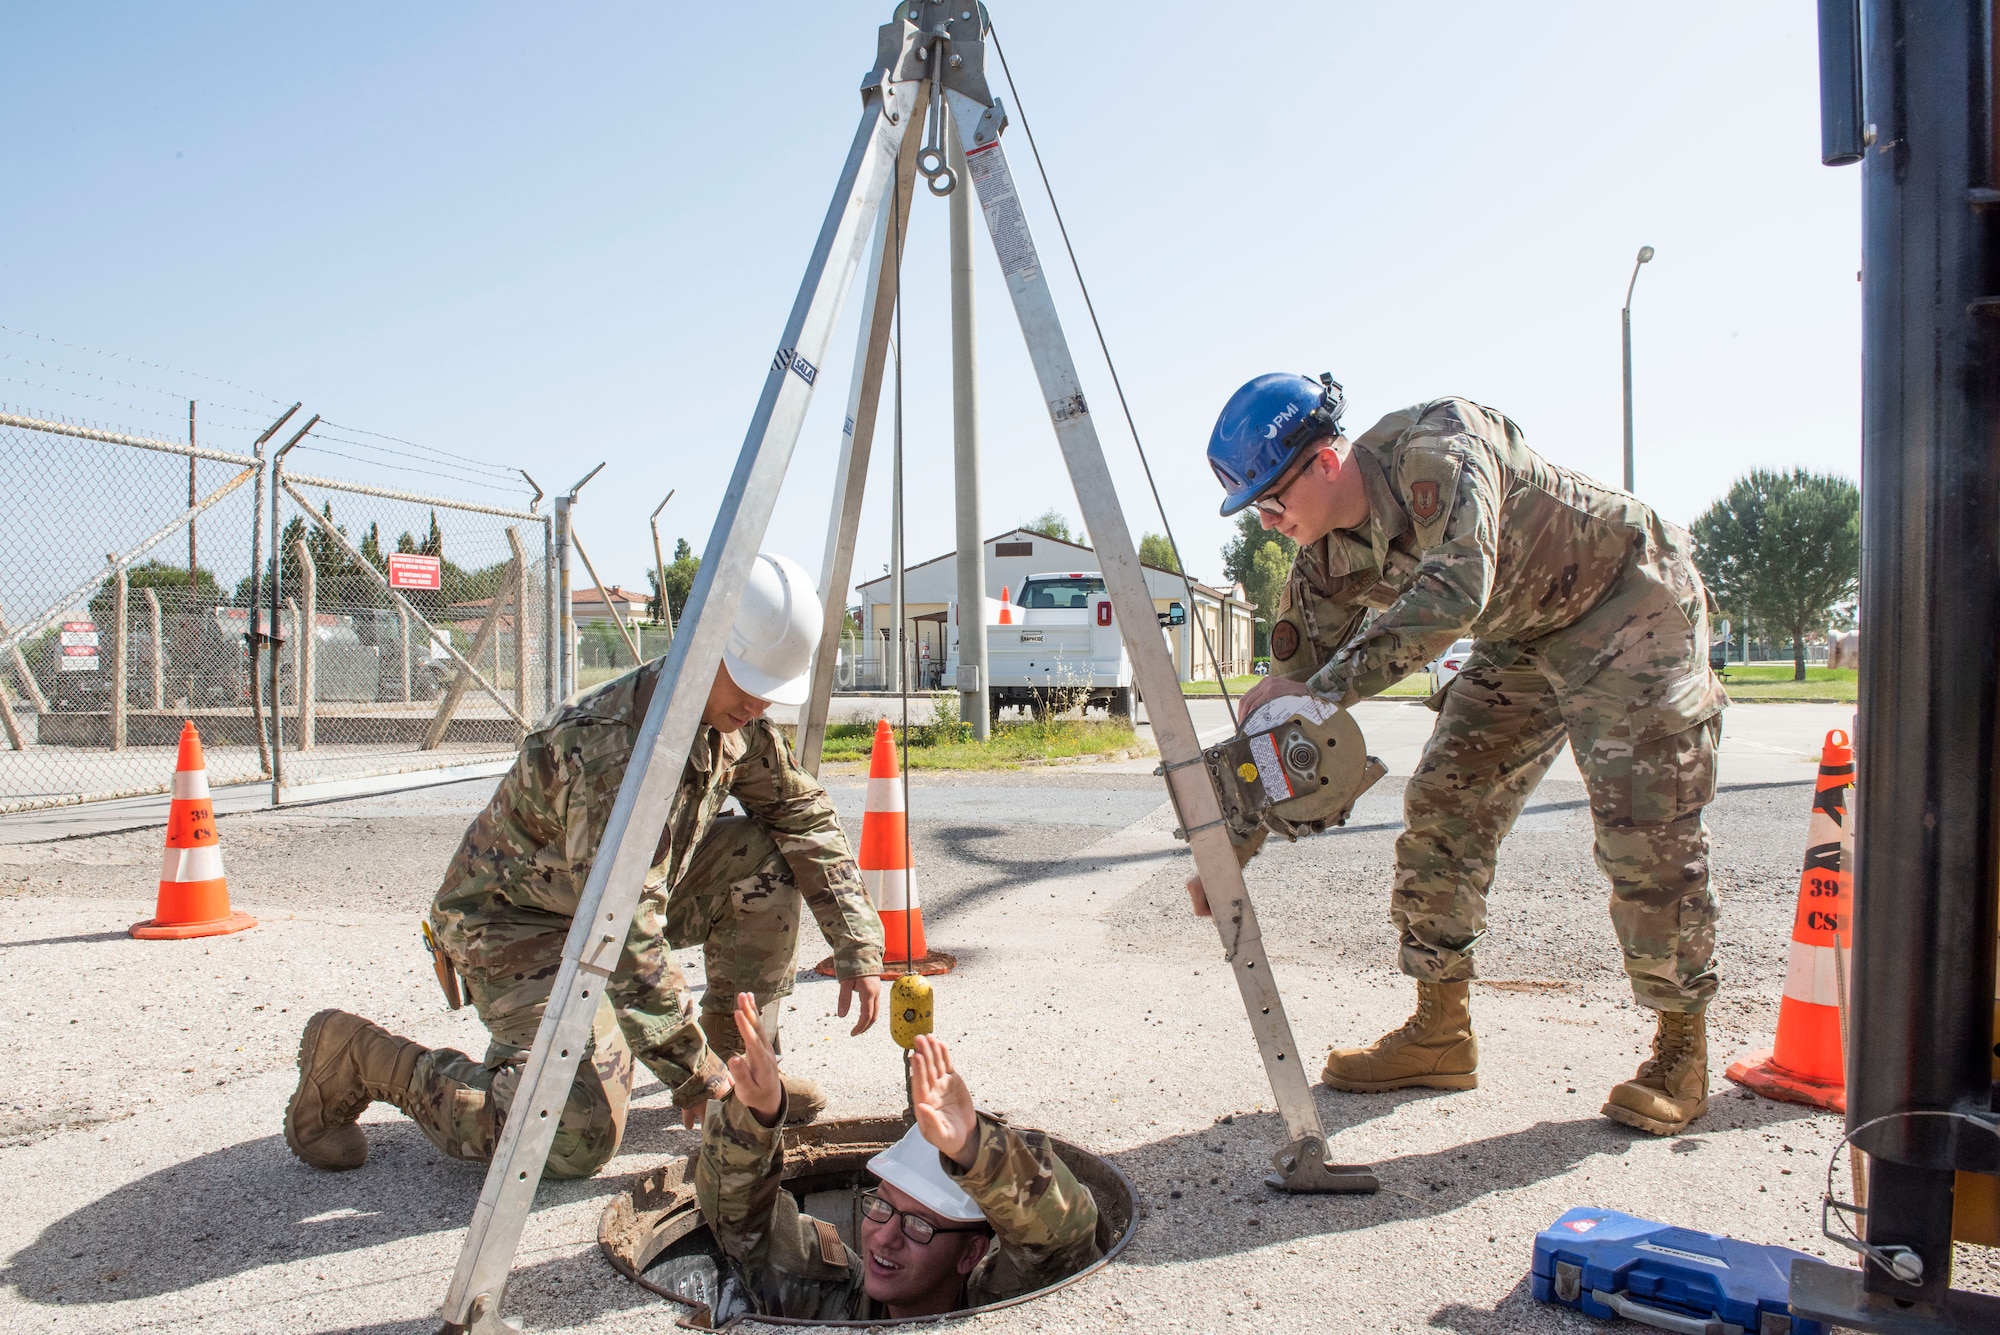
[1251,458,1312,517]
[859,1191,990,1245]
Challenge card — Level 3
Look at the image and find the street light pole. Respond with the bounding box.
[1621,244,1654,493]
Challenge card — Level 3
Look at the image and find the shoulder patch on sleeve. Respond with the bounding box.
[813,1217,847,1268]
[1399,447,1463,544]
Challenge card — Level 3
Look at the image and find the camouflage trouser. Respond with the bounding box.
[1394,647,1723,1013]
[408,814,804,1178]
[662,813,807,1019]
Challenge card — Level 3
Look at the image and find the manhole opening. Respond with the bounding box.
[600,1115,1137,1328]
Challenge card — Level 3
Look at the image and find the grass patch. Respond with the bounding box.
[1182,675,1262,695]
[1182,672,1437,698]
[1716,665,1856,702]
[817,716,1146,770]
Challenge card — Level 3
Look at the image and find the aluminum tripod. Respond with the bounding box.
[440,6,1370,1330]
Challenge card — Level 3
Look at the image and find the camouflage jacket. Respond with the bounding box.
[1268,397,1724,725]
[429,657,882,1105]
[695,1097,1103,1320]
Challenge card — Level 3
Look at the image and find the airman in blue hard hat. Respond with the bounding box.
[1195,376,1728,1137]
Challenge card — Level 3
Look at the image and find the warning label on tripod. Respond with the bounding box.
[965,142,1040,284]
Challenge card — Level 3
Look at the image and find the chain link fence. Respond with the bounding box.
[268,461,556,794]
[0,412,273,812]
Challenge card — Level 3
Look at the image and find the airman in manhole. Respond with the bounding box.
[696,991,1102,1321]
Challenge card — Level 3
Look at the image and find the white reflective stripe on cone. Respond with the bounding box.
[864,776,905,813]
[160,844,226,884]
[864,866,914,912]
[1782,940,1850,1008]
[172,768,211,800]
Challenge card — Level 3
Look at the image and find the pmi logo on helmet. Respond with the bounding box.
[1262,402,1300,440]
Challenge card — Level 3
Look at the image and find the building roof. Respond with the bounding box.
[855,527,1201,592]
[572,585,649,608]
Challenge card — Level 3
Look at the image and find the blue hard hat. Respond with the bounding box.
[1206,372,1347,516]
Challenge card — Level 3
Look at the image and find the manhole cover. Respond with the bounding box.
[600,1115,1136,1328]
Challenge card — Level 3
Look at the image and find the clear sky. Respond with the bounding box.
[2,2,1858,602]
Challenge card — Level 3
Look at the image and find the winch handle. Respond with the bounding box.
[1590,1289,1735,1335]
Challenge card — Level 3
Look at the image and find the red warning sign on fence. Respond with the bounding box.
[386,553,442,590]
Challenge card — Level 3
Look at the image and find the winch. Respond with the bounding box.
[1200,698,1386,844]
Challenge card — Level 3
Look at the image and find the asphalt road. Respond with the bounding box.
[4,702,1986,1334]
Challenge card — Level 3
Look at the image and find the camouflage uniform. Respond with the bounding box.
[695,1097,1102,1319]
[414,657,883,1178]
[1265,397,1726,1012]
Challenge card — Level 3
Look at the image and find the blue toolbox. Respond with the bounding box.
[1531,1208,1827,1335]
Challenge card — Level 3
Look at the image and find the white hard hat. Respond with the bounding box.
[867,1123,985,1222]
[722,552,821,706]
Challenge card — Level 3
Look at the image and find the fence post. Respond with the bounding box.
[507,527,529,738]
[397,605,413,702]
[0,598,51,716]
[542,517,558,714]
[424,552,520,750]
[110,562,128,751]
[293,540,316,749]
[0,672,22,751]
[144,587,165,710]
[554,493,574,701]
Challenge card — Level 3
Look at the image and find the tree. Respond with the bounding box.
[1021,508,1075,543]
[91,559,221,622]
[1138,532,1180,572]
[1221,510,1296,655]
[1690,468,1860,681]
[648,537,701,622]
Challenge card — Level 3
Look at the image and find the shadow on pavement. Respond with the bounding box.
[1429,1273,1597,1332]
[1,1120,624,1306]
[0,930,134,950]
[915,823,1172,920]
[1106,1085,1826,1265]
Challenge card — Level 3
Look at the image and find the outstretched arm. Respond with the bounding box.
[907,1035,1102,1295]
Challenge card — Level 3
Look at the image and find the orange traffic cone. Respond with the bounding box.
[819,718,953,978]
[1725,729,1854,1111]
[998,586,1013,626]
[131,721,255,940]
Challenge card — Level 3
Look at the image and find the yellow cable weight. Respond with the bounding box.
[889,972,934,1050]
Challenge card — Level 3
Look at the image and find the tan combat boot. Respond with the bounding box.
[1322,979,1479,1092]
[284,1009,427,1171]
[699,1009,826,1124]
[1603,1008,1708,1136]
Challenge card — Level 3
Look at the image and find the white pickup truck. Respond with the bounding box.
[946,571,1184,720]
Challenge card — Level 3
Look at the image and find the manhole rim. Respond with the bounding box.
[599,1114,1139,1329]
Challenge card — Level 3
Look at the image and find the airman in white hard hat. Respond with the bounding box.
[695,992,1104,1322]
[287,552,886,1181]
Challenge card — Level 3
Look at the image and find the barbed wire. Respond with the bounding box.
[0,323,292,409]
[0,352,279,422]
[289,442,530,496]
[315,419,524,480]
[1,325,529,496]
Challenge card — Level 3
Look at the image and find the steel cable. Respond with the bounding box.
[989,24,1240,727]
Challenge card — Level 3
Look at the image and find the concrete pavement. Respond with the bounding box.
[6,702,1979,1334]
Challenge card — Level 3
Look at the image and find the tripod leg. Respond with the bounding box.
[439,78,925,1335]
[798,117,926,773]
[943,88,1375,1195]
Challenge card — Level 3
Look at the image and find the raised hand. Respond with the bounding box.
[726,991,785,1128]
[908,1033,978,1168]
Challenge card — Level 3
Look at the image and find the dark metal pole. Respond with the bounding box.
[242,403,298,778]
[1790,2,2000,1329]
[268,414,318,803]
[1817,0,1866,166]
[188,401,198,591]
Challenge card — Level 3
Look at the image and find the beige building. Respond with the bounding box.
[853,528,1254,687]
